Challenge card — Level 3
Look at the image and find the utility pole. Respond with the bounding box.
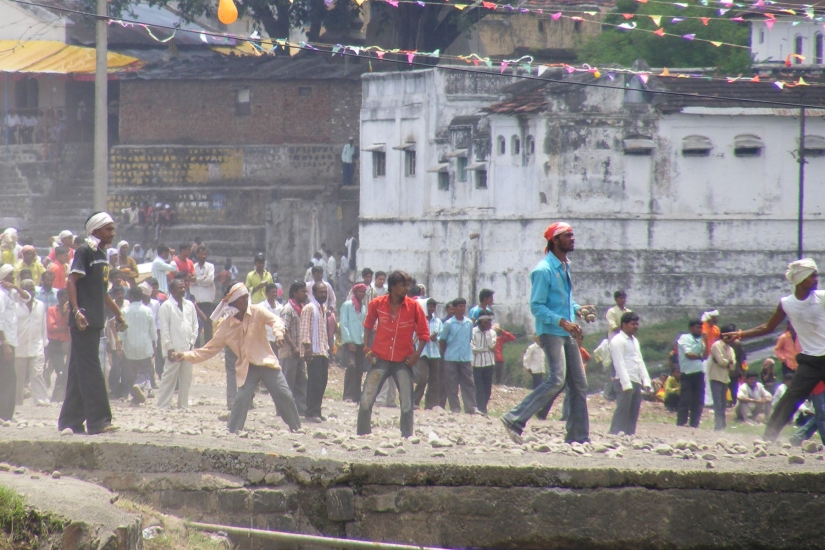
[93,0,108,212]
[797,106,806,260]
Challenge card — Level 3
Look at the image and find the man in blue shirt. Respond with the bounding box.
[501,222,594,444]
[677,319,707,428]
[414,298,443,409]
[468,289,494,323]
[439,298,477,414]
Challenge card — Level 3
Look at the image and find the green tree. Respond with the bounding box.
[577,0,751,72]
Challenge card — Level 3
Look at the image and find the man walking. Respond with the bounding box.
[14,279,49,406]
[440,298,477,414]
[413,298,443,409]
[301,282,330,422]
[608,312,650,435]
[340,283,367,402]
[157,279,198,409]
[121,287,156,405]
[341,137,356,186]
[279,281,308,415]
[173,283,301,433]
[358,271,429,438]
[58,212,125,435]
[501,222,593,445]
[191,245,216,343]
[676,320,707,428]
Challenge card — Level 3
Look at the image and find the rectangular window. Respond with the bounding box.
[405,150,416,177]
[438,172,450,190]
[373,151,386,177]
[298,87,312,97]
[475,170,488,189]
[236,88,250,115]
[457,157,467,182]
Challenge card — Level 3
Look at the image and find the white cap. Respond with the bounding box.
[58,230,75,240]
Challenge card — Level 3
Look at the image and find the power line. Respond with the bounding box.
[5,0,825,109]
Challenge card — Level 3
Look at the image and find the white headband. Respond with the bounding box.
[85,212,114,235]
[211,282,249,322]
[786,258,818,286]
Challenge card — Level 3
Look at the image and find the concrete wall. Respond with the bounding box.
[358,70,825,328]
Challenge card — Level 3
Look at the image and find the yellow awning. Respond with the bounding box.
[0,40,142,74]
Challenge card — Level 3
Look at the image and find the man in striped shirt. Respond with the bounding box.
[471,311,497,415]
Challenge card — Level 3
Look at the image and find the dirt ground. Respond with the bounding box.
[4,355,822,474]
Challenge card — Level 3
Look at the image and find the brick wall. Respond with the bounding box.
[119,79,361,146]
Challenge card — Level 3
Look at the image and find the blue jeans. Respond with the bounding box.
[502,334,589,443]
[793,392,825,444]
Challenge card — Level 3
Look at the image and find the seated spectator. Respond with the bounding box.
[760,358,777,394]
[735,371,772,423]
[663,366,681,413]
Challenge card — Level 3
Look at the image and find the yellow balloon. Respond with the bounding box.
[218,0,238,25]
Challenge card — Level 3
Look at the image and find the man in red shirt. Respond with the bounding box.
[358,270,430,438]
[493,324,516,385]
[47,231,75,264]
[48,246,71,290]
[47,288,71,402]
[173,242,195,291]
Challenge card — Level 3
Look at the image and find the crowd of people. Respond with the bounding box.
[3,108,69,158]
[1,214,824,450]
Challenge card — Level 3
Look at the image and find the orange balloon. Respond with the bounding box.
[218,0,238,25]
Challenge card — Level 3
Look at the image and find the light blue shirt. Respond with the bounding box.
[421,315,443,358]
[440,316,473,362]
[121,301,157,360]
[677,333,705,375]
[339,300,366,345]
[152,256,176,293]
[36,287,58,311]
[530,252,581,338]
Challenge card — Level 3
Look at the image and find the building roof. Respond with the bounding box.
[0,40,142,74]
[123,51,378,81]
[523,0,615,8]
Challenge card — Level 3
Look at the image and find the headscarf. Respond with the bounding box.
[85,212,114,251]
[117,240,129,251]
[786,258,818,286]
[0,264,14,282]
[139,281,153,297]
[351,283,367,313]
[700,310,719,323]
[211,282,249,322]
[543,222,573,253]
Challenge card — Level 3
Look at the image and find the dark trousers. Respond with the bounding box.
[438,358,448,408]
[493,360,505,385]
[342,162,354,186]
[358,359,415,438]
[444,360,477,414]
[227,365,301,433]
[48,339,69,402]
[198,302,215,344]
[413,356,441,409]
[766,353,825,440]
[782,363,795,377]
[306,355,329,418]
[664,392,680,412]
[710,380,728,431]
[473,366,494,414]
[280,356,307,416]
[342,344,365,402]
[677,371,705,428]
[108,352,126,398]
[728,375,741,406]
[58,327,112,433]
[0,347,16,421]
[609,381,642,435]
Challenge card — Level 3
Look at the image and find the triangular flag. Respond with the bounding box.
[639,74,650,84]
[798,77,809,85]
[682,33,695,40]
[701,17,709,25]
[765,19,774,30]
[607,72,616,80]
[671,17,685,23]
[500,61,509,73]
[407,52,415,63]
[482,1,496,7]
[551,12,562,20]
[200,33,208,43]
[454,3,467,8]
[673,2,688,7]
[376,51,385,59]
[719,8,729,14]
[792,21,800,26]
[537,65,548,76]
[584,11,597,15]
[622,13,634,19]
[726,77,740,83]
[750,75,760,82]
[617,22,636,29]
[565,65,576,73]
[654,27,665,36]
[710,41,722,47]
[755,0,765,5]
[650,15,662,25]
[774,81,785,89]
[806,8,815,19]
[386,0,398,5]
[660,67,671,76]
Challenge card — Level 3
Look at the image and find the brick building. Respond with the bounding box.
[111,54,369,280]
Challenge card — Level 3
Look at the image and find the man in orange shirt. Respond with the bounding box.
[48,247,70,290]
[701,310,720,406]
[775,323,802,376]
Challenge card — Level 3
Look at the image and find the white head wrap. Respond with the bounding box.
[86,212,114,235]
[700,310,719,323]
[0,264,14,281]
[211,282,250,322]
[139,281,153,297]
[117,240,129,250]
[786,258,818,286]
[58,230,74,240]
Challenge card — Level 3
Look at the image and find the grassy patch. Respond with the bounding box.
[0,485,64,549]
[114,499,230,550]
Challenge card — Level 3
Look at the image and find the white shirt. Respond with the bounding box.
[148,298,161,330]
[780,290,825,356]
[609,330,651,391]
[191,261,216,304]
[738,381,771,402]
[471,326,497,367]
[262,299,283,342]
[158,296,198,357]
[0,287,22,348]
[341,143,355,164]
[326,255,337,280]
[14,299,46,357]
[522,342,546,374]
[122,301,157,360]
[152,256,177,294]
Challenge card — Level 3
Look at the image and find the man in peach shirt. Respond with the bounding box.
[775,323,802,377]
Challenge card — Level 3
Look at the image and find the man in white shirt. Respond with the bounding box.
[121,287,156,404]
[0,264,30,420]
[191,245,216,343]
[263,284,283,350]
[341,137,356,186]
[156,279,198,409]
[736,371,772,423]
[608,311,650,435]
[151,244,177,294]
[366,271,387,305]
[605,290,630,340]
[14,279,49,406]
[326,253,337,289]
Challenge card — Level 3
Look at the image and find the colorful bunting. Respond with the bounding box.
[650,15,662,25]
[654,27,665,35]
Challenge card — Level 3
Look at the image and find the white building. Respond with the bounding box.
[750,16,825,64]
[359,67,825,328]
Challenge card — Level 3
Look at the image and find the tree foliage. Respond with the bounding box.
[577,0,752,73]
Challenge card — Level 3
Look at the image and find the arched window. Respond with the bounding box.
[497,136,506,155]
[795,35,804,62]
[816,34,823,64]
[511,135,520,155]
[526,135,535,155]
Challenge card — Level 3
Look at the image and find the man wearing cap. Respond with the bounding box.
[0,264,31,421]
[341,137,356,186]
[58,212,126,435]
[172,282,301,433]
[246,253,273,305]
[501,222,595,445]
[48,231,76,264]
[725,259,825,441]
[15,245,45,285]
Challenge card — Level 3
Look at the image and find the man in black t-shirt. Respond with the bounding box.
[58,212,127,435]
